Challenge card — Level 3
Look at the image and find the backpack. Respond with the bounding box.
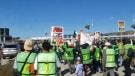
[127,48,134,58]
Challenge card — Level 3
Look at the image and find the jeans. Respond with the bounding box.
[68,61,75,74]
[118,55,123,66]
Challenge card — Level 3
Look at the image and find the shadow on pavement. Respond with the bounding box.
[61,68,70,76]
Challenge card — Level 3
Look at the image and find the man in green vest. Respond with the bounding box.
[63,46,75,74]
[122,40,134,76]
[94,45,102,73]
[13,39,37,76]
[117,40,124,67]
[80,43,91,76]
[112,44,119,71]
[103,42,116,76]
[34,40,61,76]
[124,42,133,60]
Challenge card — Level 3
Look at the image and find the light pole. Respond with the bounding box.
[3,28,5,43]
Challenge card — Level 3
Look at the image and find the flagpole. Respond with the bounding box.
[91,18,93,32]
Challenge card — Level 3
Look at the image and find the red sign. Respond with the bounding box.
[53,27,62,32]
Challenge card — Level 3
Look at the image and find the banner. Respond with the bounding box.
[80,31,94,45]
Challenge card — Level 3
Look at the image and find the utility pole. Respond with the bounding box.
[3,28,5,43]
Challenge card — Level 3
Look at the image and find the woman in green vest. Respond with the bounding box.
[103,42,116,76]
[13,39,37,76]
[34,40,61,76]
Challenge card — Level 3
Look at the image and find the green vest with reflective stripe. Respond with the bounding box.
[94,47,100,61]
[81,49,91,64]
[37,52,56,76]
[133,45,135,52]
[106,49,116,67]
[112,45,119,55]
[124,44,133,59]
[63,48,74,61]
[16,52,36,76]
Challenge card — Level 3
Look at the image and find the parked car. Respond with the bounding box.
[2,44,19,59]
[0,43,4,64]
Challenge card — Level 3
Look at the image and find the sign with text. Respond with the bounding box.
[118,20,125,32]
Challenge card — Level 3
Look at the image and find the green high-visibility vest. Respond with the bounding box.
[16,52,36,76]
[81,49,91,64]
[112,45,119,55]
[132,45,135,52]
[37,52,56,76]
[125,44,133,50]
[124,44,133,59]
[94,47,100,61]
[63,48,74,61]
[105,49,116,67]
[117,43,124,55]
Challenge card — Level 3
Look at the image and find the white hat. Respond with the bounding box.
[105,42,111,46]
[24,40,33,51]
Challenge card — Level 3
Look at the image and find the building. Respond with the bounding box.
[0,28,12,43]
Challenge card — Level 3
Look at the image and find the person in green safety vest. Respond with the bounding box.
[122,39,135,76]
[124,43,133,60]
[56,45,64,62]
[116,39,124,67]
[103,42,116,76]
[112,43,119,71]
[60,42,68,64]
[93,45,102,73]
[80,43,91,76]
[64,46,75,74]
[13,39,37,76]
[34,40,61,76]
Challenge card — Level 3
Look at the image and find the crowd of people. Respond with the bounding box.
[13,38,135,76]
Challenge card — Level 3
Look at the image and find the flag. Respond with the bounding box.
[84,24,90,30]
[73,30,77,38]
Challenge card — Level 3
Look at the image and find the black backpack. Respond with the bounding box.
[127,48,134,58]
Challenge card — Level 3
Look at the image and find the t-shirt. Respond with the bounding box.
[75,64,83,76]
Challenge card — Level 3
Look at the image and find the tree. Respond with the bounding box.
[131,24,135,29]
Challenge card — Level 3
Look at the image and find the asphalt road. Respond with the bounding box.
[60,63,135,76]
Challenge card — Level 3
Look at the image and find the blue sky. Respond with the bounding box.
[0,0,135,38]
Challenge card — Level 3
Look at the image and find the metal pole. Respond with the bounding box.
[120,31,123,43]
[4,28,5,43]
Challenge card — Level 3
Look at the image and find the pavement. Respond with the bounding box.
[0,58,14,76]
[60,63,135,76]
[1,58,135,76]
